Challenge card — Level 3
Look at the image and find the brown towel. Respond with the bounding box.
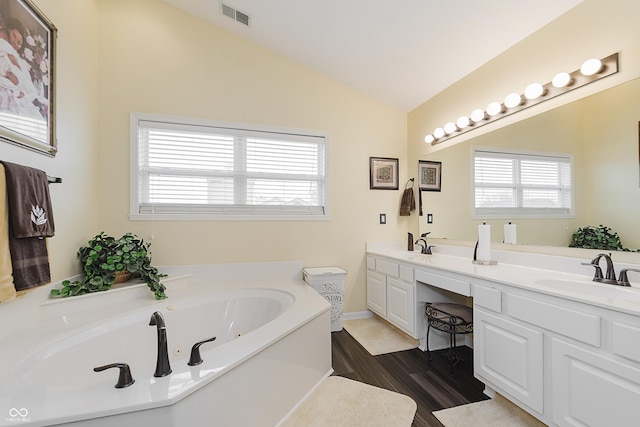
[0,164,17,302]
[1,161,55,238]
[1,161,53,290]
[399,187,416,216]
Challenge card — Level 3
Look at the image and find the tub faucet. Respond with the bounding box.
[149,311,172,377]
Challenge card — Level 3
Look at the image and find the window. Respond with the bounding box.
[473,147,573,218]
[131,113,329,220]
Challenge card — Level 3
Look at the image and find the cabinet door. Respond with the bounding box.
[551,338,640,427]
[386,277,415,335]
[474,308,544,413]
[366,270,386,316]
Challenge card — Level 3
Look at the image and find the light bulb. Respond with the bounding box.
[424,134,435,144]
[444,122,457,135]
[552,72,572,88]
[486,101,503,116]
[581,58,603,76]
[433,127,445,139]
[456,115,470,129]
[470,109,485,123]
[524,82,544,100]
[504,93,523,108]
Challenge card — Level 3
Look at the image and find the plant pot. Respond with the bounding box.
[115,271,132,284]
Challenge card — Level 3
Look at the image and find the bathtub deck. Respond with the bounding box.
[331,329,487,427]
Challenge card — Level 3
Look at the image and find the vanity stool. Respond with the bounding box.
[425,302,473,377]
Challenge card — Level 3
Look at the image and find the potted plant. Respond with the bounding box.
[568,225,625,251]
[51,232,167,299]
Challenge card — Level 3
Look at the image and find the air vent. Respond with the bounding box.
[220,2,251,27]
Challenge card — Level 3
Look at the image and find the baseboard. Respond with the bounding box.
[342,310,374,321]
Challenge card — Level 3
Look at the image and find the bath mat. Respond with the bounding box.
[343,315,419,355]
[433,394,547,427]
[280,376,417,427]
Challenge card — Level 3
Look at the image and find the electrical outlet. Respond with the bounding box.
[427,213,433,224]
[379,213,386,224]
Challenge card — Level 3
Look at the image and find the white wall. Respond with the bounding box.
[94,0,408,313]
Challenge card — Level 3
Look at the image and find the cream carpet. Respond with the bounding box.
[281,376,417,427]
[342,315,419,355]
[433,394,547,427]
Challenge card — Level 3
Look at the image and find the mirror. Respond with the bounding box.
[419,77,640,251]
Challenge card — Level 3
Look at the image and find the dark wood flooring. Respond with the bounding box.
[331,329,488,427]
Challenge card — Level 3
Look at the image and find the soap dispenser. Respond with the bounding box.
[407,232,414,251]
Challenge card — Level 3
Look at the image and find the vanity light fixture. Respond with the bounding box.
[486,101,503,116]
[470,109,486,123]
[444,122,457,135]
[580,58,603,76]
[524,82,545,100]
[456,115,470,129]
[425,52,619,145]
[552,72,572,88]
[504,92,523,108]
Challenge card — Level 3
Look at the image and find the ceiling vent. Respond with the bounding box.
[221,2,250,27]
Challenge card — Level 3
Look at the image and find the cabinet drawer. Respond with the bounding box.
[400,265,414,283]
[366,256,376,270]
[415,269,471,296]
[377,259,399,278]
[474,283,502,313]
[508,293,601,347]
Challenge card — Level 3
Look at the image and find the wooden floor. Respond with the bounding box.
[331,329,488,427]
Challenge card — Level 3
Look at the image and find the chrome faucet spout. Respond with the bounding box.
[149,311,172,377]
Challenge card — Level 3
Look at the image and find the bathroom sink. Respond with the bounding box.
[534,278,640,300]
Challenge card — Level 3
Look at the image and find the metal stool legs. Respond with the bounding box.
[425,302,473,377]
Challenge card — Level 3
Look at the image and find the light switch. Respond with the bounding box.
[379,213,386,224]
[427,213,433,224]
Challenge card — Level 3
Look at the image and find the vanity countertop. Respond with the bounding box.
[366,242,640,317]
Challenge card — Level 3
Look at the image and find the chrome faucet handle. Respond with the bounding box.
[618,268,640,287]
[94,363,135,388]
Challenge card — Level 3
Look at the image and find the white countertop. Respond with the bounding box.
[366,242,640,316]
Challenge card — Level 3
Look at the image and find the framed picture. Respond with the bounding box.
[0,0,57,156]
[418,160,442,191]
[369,157,399,190]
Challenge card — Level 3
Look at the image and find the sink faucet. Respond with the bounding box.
[149,311,172,377]
[415,232,433,255]
[581,253,617,284]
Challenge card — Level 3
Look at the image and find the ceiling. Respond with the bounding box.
[164,0,582,112]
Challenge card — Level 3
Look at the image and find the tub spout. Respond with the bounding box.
[149,311,172,377]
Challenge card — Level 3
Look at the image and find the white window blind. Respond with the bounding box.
[473,147,573,218]
[131,114,328,220]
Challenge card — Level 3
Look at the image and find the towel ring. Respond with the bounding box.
[404,178,414,189]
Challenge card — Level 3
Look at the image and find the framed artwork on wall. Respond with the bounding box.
[418,160,442,191]
[369,157,399,190]
[0,0,57,156]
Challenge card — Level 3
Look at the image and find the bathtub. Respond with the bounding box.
[0,262,332,426]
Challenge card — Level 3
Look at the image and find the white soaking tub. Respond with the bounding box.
[0,262,332,427]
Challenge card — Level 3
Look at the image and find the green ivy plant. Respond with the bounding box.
[51,232,167,299]
[569,225,625,251]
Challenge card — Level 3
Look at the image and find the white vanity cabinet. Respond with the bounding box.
[473,279,640,426]
[366,256,416,336]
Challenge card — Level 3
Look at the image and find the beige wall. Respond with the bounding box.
[408,0,640,254]
[2,0,99,281]
[95,0,407,313]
